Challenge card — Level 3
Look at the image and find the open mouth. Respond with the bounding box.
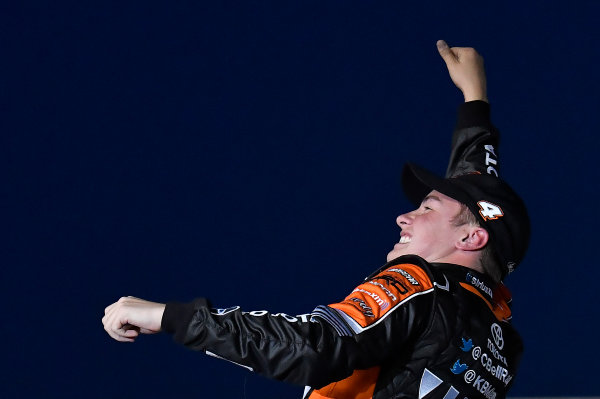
[399,235,411,244]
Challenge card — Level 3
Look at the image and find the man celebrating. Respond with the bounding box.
[103,40,529,398]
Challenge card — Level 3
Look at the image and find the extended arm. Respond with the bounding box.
[102,259,434,389]
[436,40,500,178]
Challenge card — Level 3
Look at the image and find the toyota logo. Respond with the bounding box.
[491,323,504,349]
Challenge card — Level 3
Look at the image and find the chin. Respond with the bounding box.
[387,250,404,262]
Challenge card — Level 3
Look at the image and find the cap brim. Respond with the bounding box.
[402,163,472,207]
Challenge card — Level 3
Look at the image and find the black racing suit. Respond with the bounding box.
[161,101,523,398]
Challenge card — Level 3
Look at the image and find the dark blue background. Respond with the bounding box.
[4,1,599,397]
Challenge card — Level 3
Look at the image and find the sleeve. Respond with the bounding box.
[160,263,436,389]
[444,100,501,178]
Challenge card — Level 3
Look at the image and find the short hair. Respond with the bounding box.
[451,203,503,282]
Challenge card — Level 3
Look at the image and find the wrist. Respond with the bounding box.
[463,91,488,103]
[462,87,488,103]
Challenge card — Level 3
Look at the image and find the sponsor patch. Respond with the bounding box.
[491,323,504,349]
[387,268,420,285]
[211,306,240,315]
[329,264,433,329]
[466,273,493,299]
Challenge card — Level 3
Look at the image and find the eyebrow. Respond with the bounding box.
[422,195,442,204]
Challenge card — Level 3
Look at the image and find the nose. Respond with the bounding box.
[396,212,413,227]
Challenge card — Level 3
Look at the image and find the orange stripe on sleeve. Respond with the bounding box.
[330,264,433,329]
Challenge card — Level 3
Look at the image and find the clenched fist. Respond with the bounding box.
[437,40,488,103]
[102,296,166,342]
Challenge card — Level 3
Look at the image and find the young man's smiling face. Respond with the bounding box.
[387,190,468,263]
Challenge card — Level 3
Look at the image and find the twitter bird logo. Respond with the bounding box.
[450,360,468,374]
[460,337,473,352]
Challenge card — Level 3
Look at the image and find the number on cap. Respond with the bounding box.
[478,201,504,220]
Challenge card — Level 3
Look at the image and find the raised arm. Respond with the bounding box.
[436,40,500,178]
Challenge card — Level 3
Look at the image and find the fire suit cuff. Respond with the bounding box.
[456,100,491,130]
[162,298,209,340]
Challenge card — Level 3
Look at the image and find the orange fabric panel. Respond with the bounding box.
[330,264,433,329]
[459,282,512,321]
[308,367,381,399]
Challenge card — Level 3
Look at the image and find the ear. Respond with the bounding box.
[455,227,489,251]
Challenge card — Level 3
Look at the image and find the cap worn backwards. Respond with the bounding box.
[401,162,530,278]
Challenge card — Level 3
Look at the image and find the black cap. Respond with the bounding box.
[402,163,530,278]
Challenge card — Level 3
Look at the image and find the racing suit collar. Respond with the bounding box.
[431,262,512,306]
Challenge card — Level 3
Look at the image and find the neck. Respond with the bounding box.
[426,253,483,273]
